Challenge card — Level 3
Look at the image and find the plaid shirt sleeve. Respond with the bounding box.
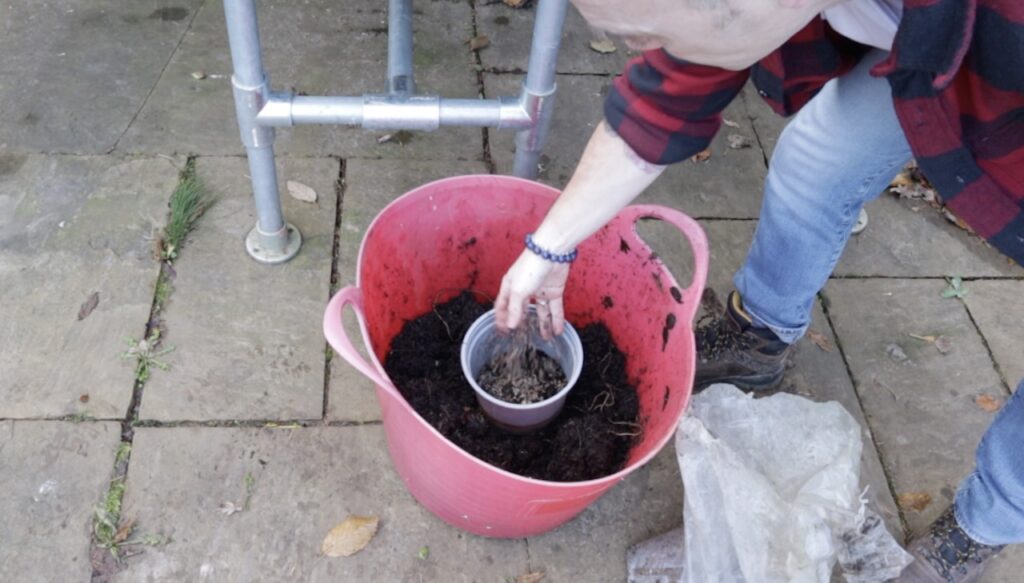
[603,50,750,165]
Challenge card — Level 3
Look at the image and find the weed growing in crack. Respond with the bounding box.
[93,478,126,553]
[158,160,216,261]
[121,329,174,383]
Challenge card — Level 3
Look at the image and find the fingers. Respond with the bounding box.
[549,297,566,336]
[535,297,553,340]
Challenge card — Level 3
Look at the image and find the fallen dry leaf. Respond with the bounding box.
[588,39,617,54]
[727,134,753,149]
[78,292,100,321]
[934,335,954,354]
[975,394,1004,413]
[897,491,932,513]
[468,35,490,51]
[691,148,712,163]
[322,515,379,557]
[502,0,530,7]
[286,180,317,203]
[113,518,136,545]
[806,330,833,352]
[723,118,740,128]
[79,393,90,403]
[517,571,546,583]
[908,333,937,343]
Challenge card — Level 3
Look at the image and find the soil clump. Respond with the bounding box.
[384,291,641,482]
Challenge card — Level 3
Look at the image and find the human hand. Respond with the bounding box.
[495,250,570,339]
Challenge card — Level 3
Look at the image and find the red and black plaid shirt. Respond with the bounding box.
[605,0,1024,265]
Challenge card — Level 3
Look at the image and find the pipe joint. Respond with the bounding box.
[232,74,275,148]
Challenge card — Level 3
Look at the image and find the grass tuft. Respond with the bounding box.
[161,160,215,261]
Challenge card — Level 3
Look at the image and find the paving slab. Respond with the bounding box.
[327,159,488,423]
[826,279,1024,579]
[963,280,1024,391]
[740,82,789,160]
[116,0,484,160]
[836,195,1023,278]
[0,420,122,581]
[824,280,1006,532]
[114,425,528,582]
[0,155,178,418]
[139,157,337,422]
[0,0,204,154]
[476,2,632,75]
[525,443,682,580]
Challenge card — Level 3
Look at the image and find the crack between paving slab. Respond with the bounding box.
[961,300,1013,394]
[323,158,346,419]
[88,156,203,580]
[470,0,498,173]
[106,0,207,155]
[739,88,771,169]
[818,290,912,541]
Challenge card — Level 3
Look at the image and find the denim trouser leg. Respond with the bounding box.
[734,49,913,343]
[955,380,1024,545]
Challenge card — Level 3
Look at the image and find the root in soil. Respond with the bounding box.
[384,291,641,482]
[478,345,567,404]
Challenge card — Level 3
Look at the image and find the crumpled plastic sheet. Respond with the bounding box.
[627,384,912,583]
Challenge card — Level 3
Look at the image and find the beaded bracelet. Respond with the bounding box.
[524,233,578,263]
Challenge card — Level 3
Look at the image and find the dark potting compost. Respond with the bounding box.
[384,291,641,482]
[478,344,567,404]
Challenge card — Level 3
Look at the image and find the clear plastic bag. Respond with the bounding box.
[629,384,911,583]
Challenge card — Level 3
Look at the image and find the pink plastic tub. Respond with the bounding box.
[323,175,707,537]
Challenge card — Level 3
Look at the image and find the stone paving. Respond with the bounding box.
[1,1,1022,582]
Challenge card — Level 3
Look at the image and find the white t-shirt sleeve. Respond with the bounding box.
[822,0,903,51]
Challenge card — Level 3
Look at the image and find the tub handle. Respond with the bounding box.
[323,286,400,397]
[616,205,709,325]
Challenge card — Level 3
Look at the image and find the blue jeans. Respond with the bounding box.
[735,49,912,344]
[956,381,1024,545]
[732,48,1024,545]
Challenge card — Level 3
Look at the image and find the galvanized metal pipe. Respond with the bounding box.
[224,0,299,263]
[388,0,415,95]
[513,0,569,178]
[257,94,532,130]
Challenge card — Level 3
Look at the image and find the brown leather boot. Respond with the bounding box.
[694,291,792,391]
[895,506,1004,582]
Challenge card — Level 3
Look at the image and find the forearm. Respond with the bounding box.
[531,121,666,254]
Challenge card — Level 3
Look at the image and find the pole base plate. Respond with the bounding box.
[245,222,302,264]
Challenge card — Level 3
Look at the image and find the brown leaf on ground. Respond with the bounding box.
[468,35,490,51]
[975,394,1005,413]
[806,330,834,352]
[322,515,379,557]
[517,571,546,583]
[80,393,90,403]
[287,180,317,203]
[503,0,531,7]
[908,333,937,343]
[113,518,136,545]
[78,292,99,321]
[897,491,933,513]
[588,39,617,54]
[691,148,712,163]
